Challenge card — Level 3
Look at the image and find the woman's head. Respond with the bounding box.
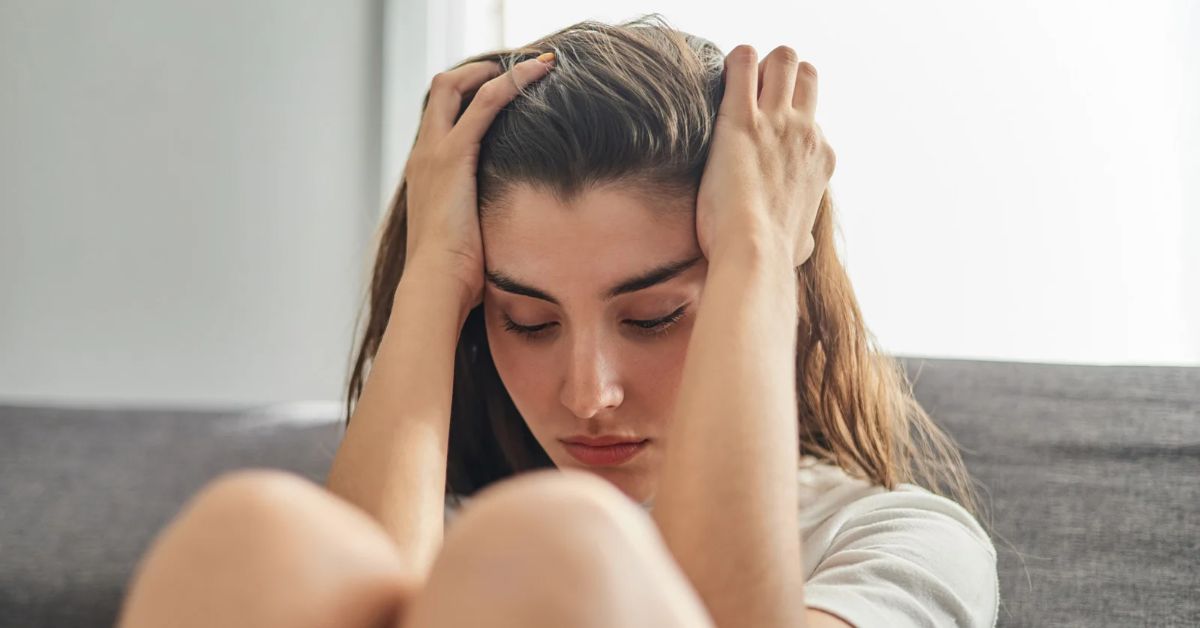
[480,181,704,506]
[347,14,979,516]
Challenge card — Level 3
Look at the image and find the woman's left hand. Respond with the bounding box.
[695,44,836,268]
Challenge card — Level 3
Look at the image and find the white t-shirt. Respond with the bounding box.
[444,455,999,628]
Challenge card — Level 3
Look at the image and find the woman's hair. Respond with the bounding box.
[344,14,983,518]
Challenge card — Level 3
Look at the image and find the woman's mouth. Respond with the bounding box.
[561,439,649,466]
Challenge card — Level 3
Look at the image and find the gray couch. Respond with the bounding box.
[2,357,1197,627]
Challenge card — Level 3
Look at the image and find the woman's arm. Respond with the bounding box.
[651,234,806,628]
[325,274,470,584]
[651,44,839,628]
[324,55,555,585]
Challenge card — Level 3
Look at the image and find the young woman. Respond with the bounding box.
[117,16,998,628]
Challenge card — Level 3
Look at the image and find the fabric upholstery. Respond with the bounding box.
[1,356,1196,627]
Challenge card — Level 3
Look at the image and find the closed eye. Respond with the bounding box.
[502,304,690,340]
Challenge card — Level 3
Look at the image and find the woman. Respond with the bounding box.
[117,15,998,628]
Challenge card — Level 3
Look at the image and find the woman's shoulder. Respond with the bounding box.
[795,455,993,557]
[796,455,999,628]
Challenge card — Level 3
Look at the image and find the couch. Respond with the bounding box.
[1,356,1197,627]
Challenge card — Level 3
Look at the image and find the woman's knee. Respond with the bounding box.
[186,467,415,589]
[119,468,412,628]
[412,469,713,627]
[167,469,387,561]
[187,468,338,521]
[468,468,649,529]
[454,469,663,569]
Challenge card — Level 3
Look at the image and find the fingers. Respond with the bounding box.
[719,45,758,119]
[418,61,506,141]
[793,61,818,119]
[757,56,767,101]
[758,46,800,112]
[722,45,818,121]
[445,54,555,148]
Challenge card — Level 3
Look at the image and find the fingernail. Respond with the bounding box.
[536,51,556,67]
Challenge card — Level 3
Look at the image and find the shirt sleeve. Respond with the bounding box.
[801,488,999,628]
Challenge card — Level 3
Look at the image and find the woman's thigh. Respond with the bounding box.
[116,466,715,628]
[116,468,418,628]
[400,468,716,628]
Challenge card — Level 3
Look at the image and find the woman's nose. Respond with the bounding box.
[559,334,624,419]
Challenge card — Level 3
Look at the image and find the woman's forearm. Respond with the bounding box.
[651,236,806,628]
[325,274,470,583]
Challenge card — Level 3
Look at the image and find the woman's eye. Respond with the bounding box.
[501,304,689,341]
[501,317,554,339]
[627,304,689,338]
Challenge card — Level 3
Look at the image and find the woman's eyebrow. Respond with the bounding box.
[485,255,703,306]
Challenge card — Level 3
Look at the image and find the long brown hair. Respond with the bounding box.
[344,14,981,518]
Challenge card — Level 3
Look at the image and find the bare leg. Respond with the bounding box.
[401,468,716,628]
[117,467,715,628]
[116,469,418,628]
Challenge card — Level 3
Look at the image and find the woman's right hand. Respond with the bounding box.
[401,53,556,310]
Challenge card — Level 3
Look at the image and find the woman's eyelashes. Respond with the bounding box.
[501,304,690,341]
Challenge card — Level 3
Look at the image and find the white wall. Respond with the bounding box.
[0,1,384,407]
[2,1,1193,410]
[380,0,502,211]
[498,0,1200,366]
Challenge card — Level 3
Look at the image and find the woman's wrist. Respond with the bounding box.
[707,237,801,338]
[392,268,475,333]
[709,224,798,281]
[401,251,472,288]
[706,206,794,264]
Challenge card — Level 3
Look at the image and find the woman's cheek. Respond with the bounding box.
[486,326,543,394]
[648,320,695,392]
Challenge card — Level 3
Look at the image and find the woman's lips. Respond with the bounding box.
[562,439,649,466]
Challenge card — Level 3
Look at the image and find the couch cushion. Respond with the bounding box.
[1,357,1197,627]
[0,404,343,628]
[897,357,1200,627]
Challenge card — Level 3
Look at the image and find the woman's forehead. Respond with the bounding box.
[481,183,700,298]
[482,182,695,253]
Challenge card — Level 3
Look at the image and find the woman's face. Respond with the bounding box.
[481,182,706,507]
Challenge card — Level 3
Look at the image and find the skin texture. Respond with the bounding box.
[326,40,849,627]
[324,56,559,584]
[480,183,705,507]
[649,42,839,628]
[118,44,857,628]
[481,182,852,628]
